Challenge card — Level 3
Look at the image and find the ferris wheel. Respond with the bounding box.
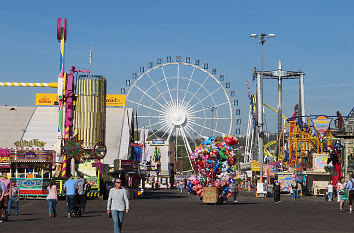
[122,56,241,158]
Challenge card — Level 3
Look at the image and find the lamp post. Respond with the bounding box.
[250,33,275,182]
[206,106,218,136]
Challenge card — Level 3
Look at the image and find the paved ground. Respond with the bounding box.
[1,190,353,233]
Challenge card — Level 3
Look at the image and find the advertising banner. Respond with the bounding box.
[312,116,331,136]
[13,178,50,196]
[36,93,58,105]
[312,153,328,171]
[251,160,260,171]
[9,149,53,163]
[151,139,165,145]
[106,94,126,106]
[277,173,293,192]
[36,93,126,106]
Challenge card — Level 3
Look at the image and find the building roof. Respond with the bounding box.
[0,106,131,166]
[0,106,36,148]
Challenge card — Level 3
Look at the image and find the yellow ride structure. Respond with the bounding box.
[263,103,336,168]
[278,119,323,167]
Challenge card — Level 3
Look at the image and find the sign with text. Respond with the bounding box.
[151,139,165,145]
[36,93,58,105]
[14,139,46,148]
[312,116,331,136]
[106,94,126,107]
[36,93,126,106]
[10,149,52,162]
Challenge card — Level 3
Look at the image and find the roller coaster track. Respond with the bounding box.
[263,103,288,120]
[264,140,277,159]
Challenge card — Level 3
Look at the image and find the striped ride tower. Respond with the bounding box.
[61,154,67,177]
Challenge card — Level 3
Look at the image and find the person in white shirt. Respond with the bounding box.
[107,179,129,233]
[327,182,333,201]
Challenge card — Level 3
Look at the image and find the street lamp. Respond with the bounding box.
[250,33,276,75]
[206,106,218,136]
[250,33,275,183]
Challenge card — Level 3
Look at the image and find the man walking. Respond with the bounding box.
[346,174,354,213]
[76,174,87,215]
[8,181,20,216]
[64,174,77,219]
[273,180,281,203]
[0,173,10,221]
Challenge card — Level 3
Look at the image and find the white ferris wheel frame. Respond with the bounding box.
[126,61,234,156]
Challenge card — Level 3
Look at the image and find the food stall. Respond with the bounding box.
[9,148,54,198]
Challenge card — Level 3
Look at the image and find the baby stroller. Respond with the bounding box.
[71,194,82,217]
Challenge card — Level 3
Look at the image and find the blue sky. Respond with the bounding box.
[0,0,353,134]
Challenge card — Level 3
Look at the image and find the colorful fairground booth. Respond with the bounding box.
[1,147,54,198]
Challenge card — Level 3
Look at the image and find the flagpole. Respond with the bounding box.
[89,47,92,77]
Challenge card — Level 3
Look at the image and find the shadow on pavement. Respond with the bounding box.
[8,218,42,222]
[142,191,187,199]
[85,210,105,214]
[222,201,260,205]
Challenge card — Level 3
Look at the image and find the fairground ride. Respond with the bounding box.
[121,57,241,172]
[0,18,106,179]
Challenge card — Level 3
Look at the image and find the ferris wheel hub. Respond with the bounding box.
[168,108,187,126]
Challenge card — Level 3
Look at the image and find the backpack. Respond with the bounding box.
[84,182,91,194]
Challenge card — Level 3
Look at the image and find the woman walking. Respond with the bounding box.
[47,180,58,218]
[107,179,129,233]
[338,177,348,212]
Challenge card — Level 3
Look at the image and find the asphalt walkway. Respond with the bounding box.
[1,190,353,233]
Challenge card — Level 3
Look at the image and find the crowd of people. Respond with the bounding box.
[334,175,354,213]
[3,170,354,233]
[0,172,91,222]
[0,172,129,233]
[271,174,354,214]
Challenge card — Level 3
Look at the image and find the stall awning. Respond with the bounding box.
[0,163,10,169]
[10,160,52,163]
[9,148,53,163]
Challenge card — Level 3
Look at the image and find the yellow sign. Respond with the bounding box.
[106,94,126,107]
[36,93,126,107]
[251,160,261,171]
[36,93,58,105]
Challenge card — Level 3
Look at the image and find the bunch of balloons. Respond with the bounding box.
[188,136,239,199]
